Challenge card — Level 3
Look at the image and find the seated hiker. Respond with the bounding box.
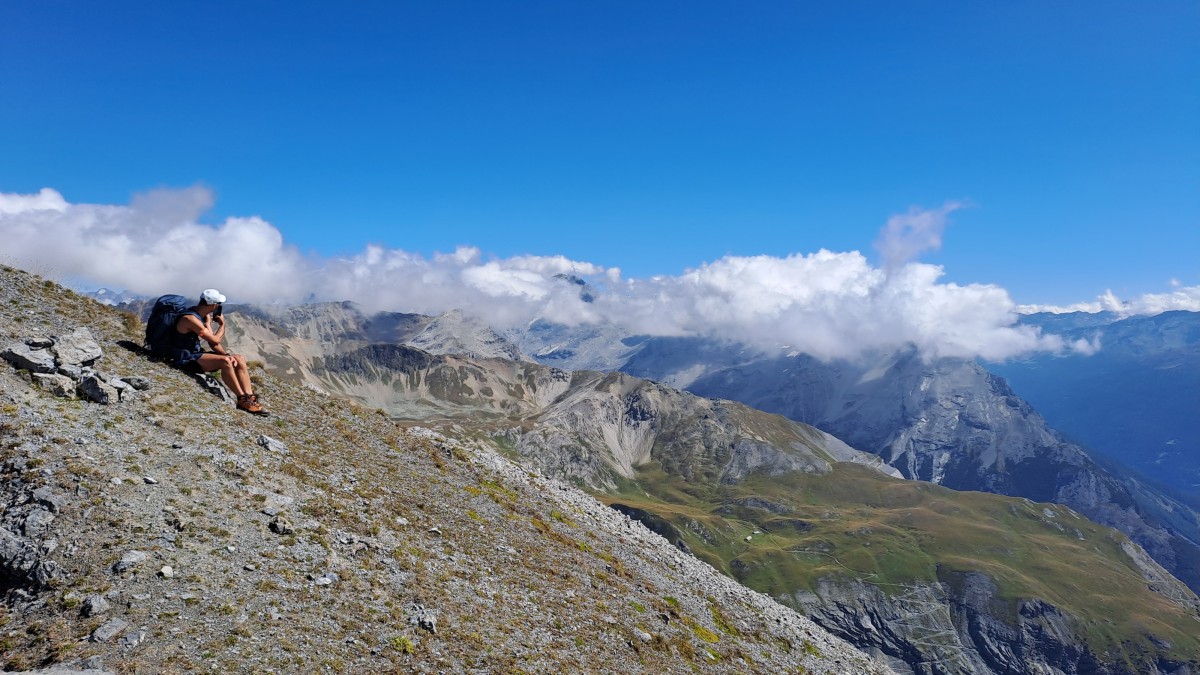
[170,289,268,416]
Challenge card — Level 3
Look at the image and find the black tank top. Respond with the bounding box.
[170,310,205,364]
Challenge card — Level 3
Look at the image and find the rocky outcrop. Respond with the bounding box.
[784,571,1197,675]
[405,309,527,362]
[1,456,65,595]
[507,371,889,490]
[1,328,155,405]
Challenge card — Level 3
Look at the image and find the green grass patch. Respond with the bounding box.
[595,461,1200,666]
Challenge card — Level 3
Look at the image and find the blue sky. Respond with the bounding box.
[1,1,1197,306]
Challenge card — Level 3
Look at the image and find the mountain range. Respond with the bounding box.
[3,266,892,673]
[146,297,1200,674]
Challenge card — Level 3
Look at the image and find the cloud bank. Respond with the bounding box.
[1017,287,1200,317]
[5,186,1186,362]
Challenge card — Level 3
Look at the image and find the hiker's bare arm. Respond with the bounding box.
[179,314,229,355]
[211,315,227,344]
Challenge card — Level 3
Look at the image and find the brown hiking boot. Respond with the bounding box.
[237,394,269,416]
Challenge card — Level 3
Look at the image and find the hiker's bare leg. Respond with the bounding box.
[195,354,246,397]
[231,354,254,395]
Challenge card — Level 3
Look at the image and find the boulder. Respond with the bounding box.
[0,527,62,589]
[112,550,148,574]
[256,434,289,455]
[78,375,118,405]
[32,486,67,513]
[90,617,128,643]
[1,341,56,373]
[51,327,102,368]
[33,372,77,398]
[108,378,136,402]
[408,602,438,633]
[82,594,112,617]
[56,363,83,380]
[192,373,235,405]
[22,508,56,538]
[119,376,152,391]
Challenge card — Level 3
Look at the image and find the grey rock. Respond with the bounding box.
[192,373,235,405]
[32,372,77,398]
[121,375,152,391]
[112,550,148,573]
[78,375,118,405]
[120,628,147,647]
[269,516,294,535]
[314,572,338,586]
[90,617,128,643]
[25,337,54,348]
[3,456,28,472]
[408,602,437,634]
[107,378,139,402]
[83,594,112,617]
[32,486,67,512]
[56,363,84,380]
[52,327,103,367]
[2,341,56,373]
[142,476,158,485]
[23,507,55,538]
[1,526,62,589]
[256,434,289,455]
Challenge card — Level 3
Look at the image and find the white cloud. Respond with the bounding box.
[873,201,965,268]
[0,188,67,215]
[0,187,1116,361]
[0,187,310,304]
[600,250,1065,361]
[1017,286,1200,316]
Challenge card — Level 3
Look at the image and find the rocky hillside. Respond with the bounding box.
[207,303,1200,673]
[0,264,888,673]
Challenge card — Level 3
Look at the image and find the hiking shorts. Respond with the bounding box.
[175,359,207,374]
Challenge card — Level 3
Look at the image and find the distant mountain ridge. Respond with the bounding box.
[992,310,1200,496]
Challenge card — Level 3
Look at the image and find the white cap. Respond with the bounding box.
[200,289,226,305]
